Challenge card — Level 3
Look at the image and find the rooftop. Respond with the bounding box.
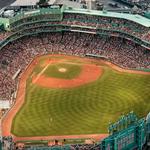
[65,7,150,27]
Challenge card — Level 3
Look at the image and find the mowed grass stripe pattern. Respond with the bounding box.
[11,64,150,137]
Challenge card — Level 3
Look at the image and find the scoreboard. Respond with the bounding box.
[101,112,146,150]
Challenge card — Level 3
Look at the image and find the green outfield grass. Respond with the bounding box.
[11,56,150,137]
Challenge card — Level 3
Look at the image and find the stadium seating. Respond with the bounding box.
[0,32,149,102]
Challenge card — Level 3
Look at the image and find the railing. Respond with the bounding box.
[9,8,63,24]
[0,22,150,50]
[4,17,149,47]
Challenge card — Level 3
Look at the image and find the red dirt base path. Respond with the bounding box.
[2,54,150,142]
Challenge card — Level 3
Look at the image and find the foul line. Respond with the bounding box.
[32,63,50,84]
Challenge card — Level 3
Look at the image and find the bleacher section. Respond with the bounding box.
[0,5,150,48]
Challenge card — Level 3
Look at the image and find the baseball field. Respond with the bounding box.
[2,55,150,139]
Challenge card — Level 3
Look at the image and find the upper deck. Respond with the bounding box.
[0,5,150,49]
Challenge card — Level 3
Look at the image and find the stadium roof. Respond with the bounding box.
[64,8,150,27]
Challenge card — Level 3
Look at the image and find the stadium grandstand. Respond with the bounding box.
[0,3,150,150]
[0,4,149,100]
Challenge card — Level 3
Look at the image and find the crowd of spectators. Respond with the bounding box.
[70,143,100,150]
[0,32,149,104]
[0,13,150,44]
[2,136,15,150]
[0,32,12,41]
[142,32,150,42]
[14,143,100,150]
[1,137,100,150]
[9,14,62,29]
[63,13,150,42]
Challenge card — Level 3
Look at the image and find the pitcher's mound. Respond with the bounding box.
[59,68,67,73]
